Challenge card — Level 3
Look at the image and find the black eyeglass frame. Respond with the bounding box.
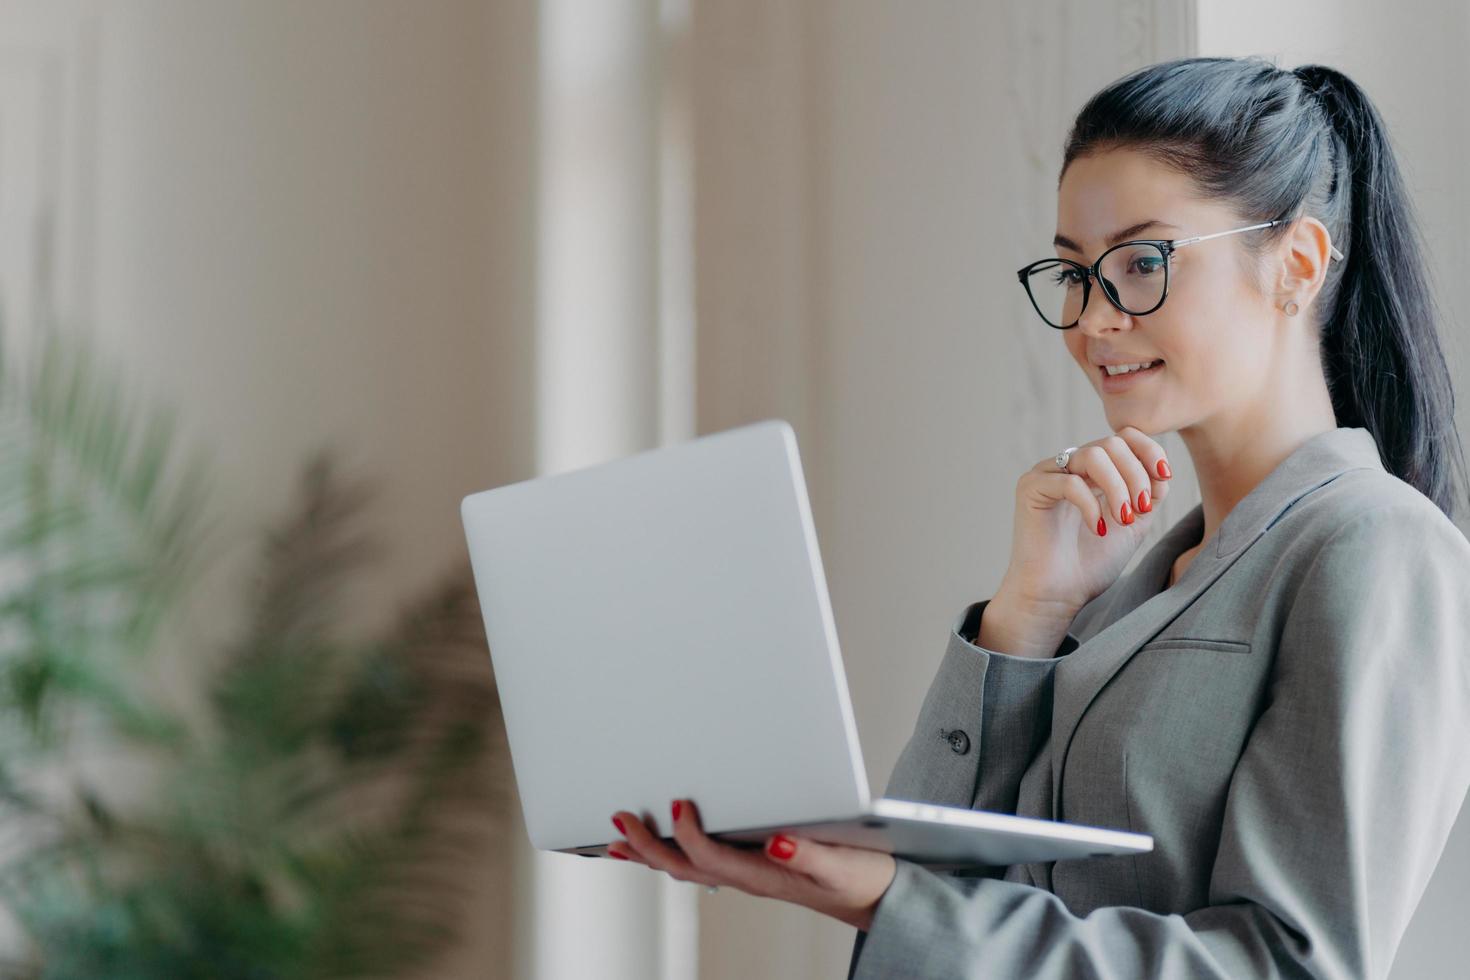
[1015,217,1343,330]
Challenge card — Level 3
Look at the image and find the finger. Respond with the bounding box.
[1023,471,1107,537]
[608,815,650,865]
[671,799,799,899]
[614,810,720,886]
[1095,433,1152,523]
[607,842,646,864]
[1113,425,1173,506]
[1068,443,1133,530]
[761,832,895,897]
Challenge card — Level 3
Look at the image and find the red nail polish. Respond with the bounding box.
[1138,489,1151,513]
[767,835,797,860]
[1120,502,1132,525]
[612,816,626,835]
[1157,459,1172,479]
[672,800,683,821]
[609,847,630,860]
[1096,516,1107,537]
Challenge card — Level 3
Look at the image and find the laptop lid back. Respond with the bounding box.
[460,419,870,851]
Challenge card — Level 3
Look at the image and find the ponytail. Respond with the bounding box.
[1293,65,1469,520]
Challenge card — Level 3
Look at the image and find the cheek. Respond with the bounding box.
[1120,316,1199,394]
[1157,319,1255,397]
[1063,333,1090,370]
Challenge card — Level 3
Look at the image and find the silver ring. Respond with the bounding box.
[1054,446,1080,473]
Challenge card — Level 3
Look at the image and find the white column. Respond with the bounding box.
[529,0,697,978]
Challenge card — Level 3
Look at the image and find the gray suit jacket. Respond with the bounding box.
[846,427,1470,979]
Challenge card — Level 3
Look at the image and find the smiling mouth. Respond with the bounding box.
[1098,359,1164,379]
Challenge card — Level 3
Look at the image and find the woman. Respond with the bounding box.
[606,56,1470,978]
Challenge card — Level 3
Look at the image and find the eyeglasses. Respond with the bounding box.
[1016,218,1344,330]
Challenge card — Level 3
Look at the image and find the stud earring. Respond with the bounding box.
[1283,300,1300,316]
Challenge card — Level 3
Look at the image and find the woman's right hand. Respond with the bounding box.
[998,426,1174,617]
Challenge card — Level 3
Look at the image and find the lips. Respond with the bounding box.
[1097,359,1163,377]
[1098,359,1165,392]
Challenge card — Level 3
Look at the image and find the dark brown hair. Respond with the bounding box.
[1061,56,1468,521]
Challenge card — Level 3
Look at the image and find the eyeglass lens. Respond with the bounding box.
[1023,242,1167,327]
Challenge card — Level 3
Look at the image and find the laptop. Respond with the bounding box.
[459,418,1152,871]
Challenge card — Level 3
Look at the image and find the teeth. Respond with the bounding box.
[1105,360,1162,376]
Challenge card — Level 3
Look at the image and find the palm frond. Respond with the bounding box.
[0,328,510,978]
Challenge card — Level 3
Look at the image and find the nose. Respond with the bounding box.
[1075,274,1134,337]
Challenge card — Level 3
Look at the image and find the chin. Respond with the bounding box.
[1104,407,1156,433]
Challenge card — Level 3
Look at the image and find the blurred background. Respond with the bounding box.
[0,1,1465,977]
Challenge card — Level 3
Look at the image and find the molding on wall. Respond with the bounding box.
[0,0,98,358]
[1000,0,1201,564]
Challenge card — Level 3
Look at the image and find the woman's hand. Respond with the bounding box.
[1002,425,1174,613]
[608,799,897,932]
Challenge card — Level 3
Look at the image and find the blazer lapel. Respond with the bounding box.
[1046,426,1386,822]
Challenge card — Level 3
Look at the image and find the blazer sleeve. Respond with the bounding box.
[850,503,1470,980]
[846,596,1090,979]
[882,598,1084,816]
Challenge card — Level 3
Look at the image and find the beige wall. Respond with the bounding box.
[85,1,537,976]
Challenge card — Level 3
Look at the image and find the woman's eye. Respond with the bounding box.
[1130,257,1164,276]
[1050,268,1083,286]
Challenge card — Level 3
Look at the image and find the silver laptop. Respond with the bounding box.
[459,418,1152,871]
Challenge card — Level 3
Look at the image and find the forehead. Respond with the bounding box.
[1056,148,1218,250]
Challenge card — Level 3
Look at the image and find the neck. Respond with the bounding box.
[1175,349,1338,551]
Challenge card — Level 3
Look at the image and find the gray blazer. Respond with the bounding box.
[846,426,1470,979]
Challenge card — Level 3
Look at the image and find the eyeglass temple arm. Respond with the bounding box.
[1171,218,1344,261]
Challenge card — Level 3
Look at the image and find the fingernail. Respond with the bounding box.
[1138,489,1151,513]
[608,846,630,860]
[672,800,683,822]
[1120,502,1132,525]
[1096,516,1107,537]
[1157,459,1172,480]
[767,834,796,860]
[612,816,626,835]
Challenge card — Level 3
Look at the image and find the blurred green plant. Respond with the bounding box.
[0,329,508,979]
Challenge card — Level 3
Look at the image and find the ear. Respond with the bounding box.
[1270,215,1334,313]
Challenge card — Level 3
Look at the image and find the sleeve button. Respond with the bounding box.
[942,728,970,754]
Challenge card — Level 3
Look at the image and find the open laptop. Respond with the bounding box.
[459,419,1152,871]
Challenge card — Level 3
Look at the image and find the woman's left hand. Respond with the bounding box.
[608,799,898,931]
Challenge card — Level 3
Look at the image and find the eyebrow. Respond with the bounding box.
[1053,219,1182,254]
